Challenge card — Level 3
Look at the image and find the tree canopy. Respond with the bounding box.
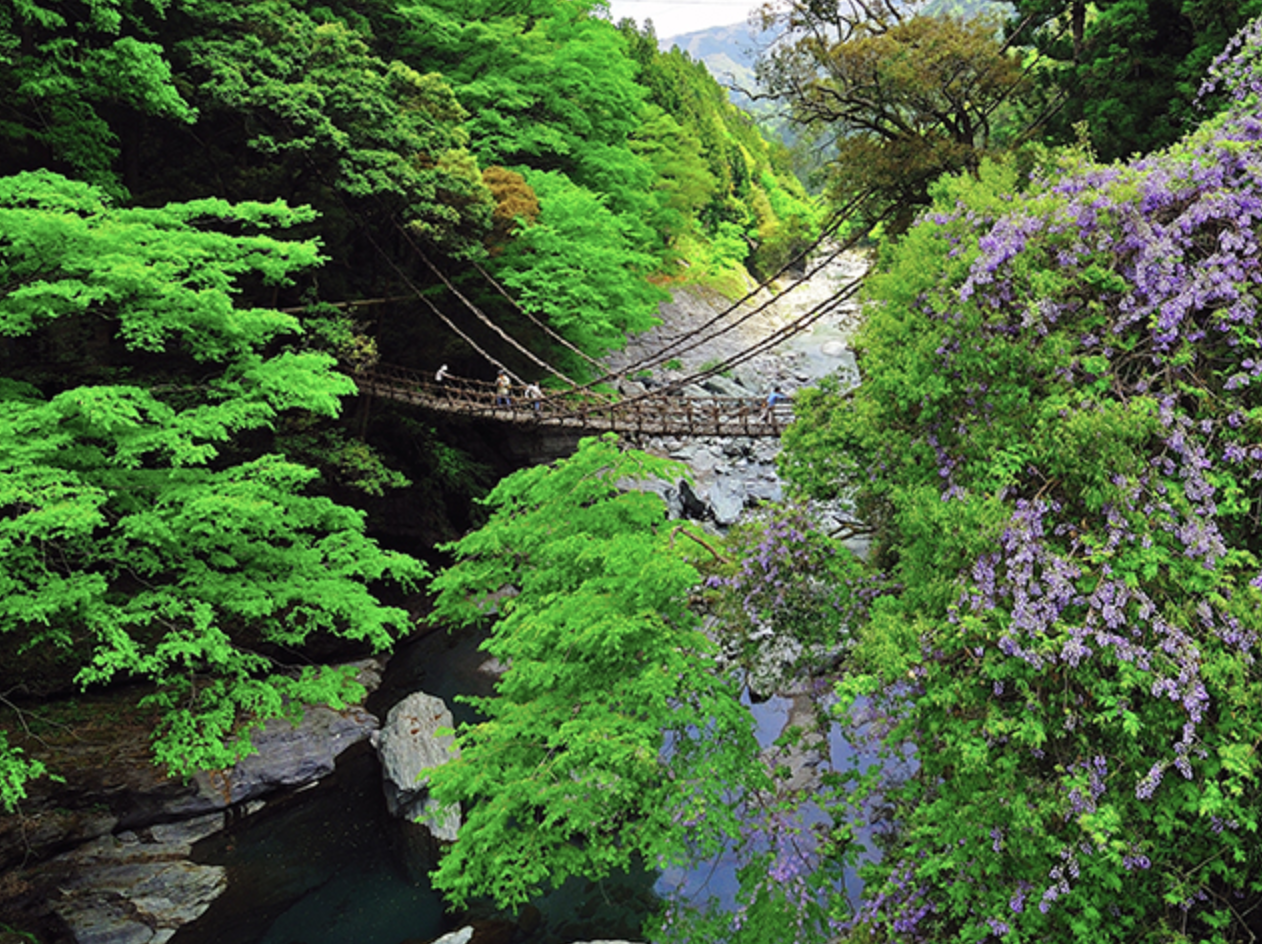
[756,0,1029,229]
[426,435,767,907]
[0,170,425,805]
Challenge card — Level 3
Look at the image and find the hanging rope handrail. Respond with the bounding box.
[395,221,581,388]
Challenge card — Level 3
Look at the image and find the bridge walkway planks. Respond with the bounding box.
[354,365,793,438]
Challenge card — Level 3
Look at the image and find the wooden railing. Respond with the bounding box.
[354,365,793,438]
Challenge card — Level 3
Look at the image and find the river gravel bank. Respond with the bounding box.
[608,248,869,526]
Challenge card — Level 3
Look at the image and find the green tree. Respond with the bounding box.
[0,170,425,806]
[426,434,767,908]
[492,169,668,356]
[0,0,196,190]
[169,0,494,255]
[1008,0,1262,160]
[396,0,652,221]
[758,1,1029,229]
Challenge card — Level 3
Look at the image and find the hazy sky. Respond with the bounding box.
[605,0,760,39]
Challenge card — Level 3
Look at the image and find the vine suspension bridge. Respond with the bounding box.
[354,364,796,438]
[354,194,878,439]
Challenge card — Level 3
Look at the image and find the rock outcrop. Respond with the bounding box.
[375,691,461,841]
[189,701,379,809]
[0,658,386,943]
[43,813,227,944]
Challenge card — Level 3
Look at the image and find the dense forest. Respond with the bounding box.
[0,0,816,806]
[6,0,1262,943]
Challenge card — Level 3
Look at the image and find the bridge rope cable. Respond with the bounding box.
[469,259,610,373]
[358,224,531,382]
[599,191,873,379]
[544,275,864,422]
[391,220,581,388]
[607,214,874,381]
[534,194,893,410]
[319,176,583,388]
[462,192,867,388]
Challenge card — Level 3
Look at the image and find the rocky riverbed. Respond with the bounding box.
[607,248,867,526]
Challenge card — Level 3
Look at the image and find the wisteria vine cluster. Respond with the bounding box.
[783,16,1262,944]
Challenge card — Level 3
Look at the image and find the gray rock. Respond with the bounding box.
[747,635,805,701]
[709,476,746,526]
[752,441,780,464]
[677,479,710,521]
[627,476,683,520]
[48,812,227,944]
[759,693,829,794]
[746,477,783,503]
[732,366,764,393]
[699,375,747,398]
[190,703,379,808]
[476,655,510,679]
[376,692,461,841]
[821,340,847,357]
[429,929,475,944]
[667,443,698,462]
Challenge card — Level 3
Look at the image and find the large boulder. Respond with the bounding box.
[699,374,748,398]
[189,702,379,809]
[708,475,747,526]
[375,692,461,841]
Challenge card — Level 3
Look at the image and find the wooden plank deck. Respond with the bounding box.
[354,366,792,438]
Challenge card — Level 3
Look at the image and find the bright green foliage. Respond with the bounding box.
[622,23,823,276]
[629,105,719,253]
[397,0,651,220]
[427,434,767,908]
[0,0,196,190]
[0,730,47,812]
[493,169,668,354]
[0,170,425,803]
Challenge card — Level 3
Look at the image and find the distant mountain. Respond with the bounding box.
[660,22,769,101]
[659,0,1013,98]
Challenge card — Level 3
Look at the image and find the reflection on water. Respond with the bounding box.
[655,687,916,923]
[173,743,447,944]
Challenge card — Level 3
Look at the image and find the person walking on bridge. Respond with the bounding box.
[524,381,542,413]
[495,370,513,407]
[761,388,789,422]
